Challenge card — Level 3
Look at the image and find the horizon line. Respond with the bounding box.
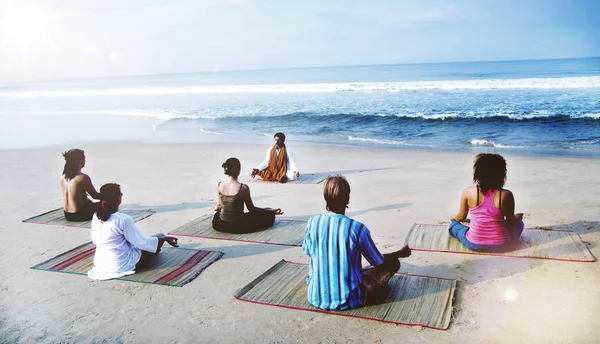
[3,55,599,85]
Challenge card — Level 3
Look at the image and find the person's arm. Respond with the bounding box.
[83,174,101,200]
[241,184,283,214]
[302,220,312,257]
[287,147,299,178]
[358,225,385,267]
[214,183,222,212]
[122,217,161,253]
[155,235,179,253]
[501,189,522,224]
[450,188,470,221]
[256,147,271,171]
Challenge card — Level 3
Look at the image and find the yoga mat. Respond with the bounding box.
[168,214,306,246]
[31,242,224,287]
[406,223,595,262]
[235,260,457,330]
[22,208,155,228]
[246,173,327,184]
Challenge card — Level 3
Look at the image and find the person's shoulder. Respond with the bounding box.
[111,212,134,224]
[238,183,250,195]
[501,188,514,198]
[307,213,328,226]
[70,173,90,184]
[464,185,477,193]
[343,216,369,235]
[91,214,101,227]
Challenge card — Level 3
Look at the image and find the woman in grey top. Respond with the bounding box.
[213,158,283,233]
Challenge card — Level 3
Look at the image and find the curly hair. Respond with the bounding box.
[473,153,507,193]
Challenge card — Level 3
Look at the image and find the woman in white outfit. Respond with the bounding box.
[88,183,178,280]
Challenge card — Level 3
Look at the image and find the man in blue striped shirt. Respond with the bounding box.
[302,175,411,311]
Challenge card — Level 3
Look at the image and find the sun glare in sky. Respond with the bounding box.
[0,3,50,54]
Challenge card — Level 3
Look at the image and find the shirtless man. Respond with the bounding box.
[251,132,300,183]
[60,149,101,221]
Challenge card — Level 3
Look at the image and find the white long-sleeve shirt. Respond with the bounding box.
[256,145,299,180]
[88,212,159,280]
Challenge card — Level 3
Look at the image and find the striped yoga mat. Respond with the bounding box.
[22,208,155,228]
[406,223,595,262]
[31,242,224,287]
[168,214,306,246]
[235,260,457,330]
[246,173,327,184]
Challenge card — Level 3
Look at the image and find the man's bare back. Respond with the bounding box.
[61,173,98,213]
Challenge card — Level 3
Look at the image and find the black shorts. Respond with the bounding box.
[64,199,99,222]
[212,211,276,234]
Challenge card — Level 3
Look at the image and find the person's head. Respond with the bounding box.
[274,132,286,148]
[62,149,85,180]
[473,153,507,193]
[96,183,122,222]
[222,157,241,178]
[323,175,351,214]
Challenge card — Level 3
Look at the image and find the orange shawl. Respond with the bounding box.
[258,144,287,182]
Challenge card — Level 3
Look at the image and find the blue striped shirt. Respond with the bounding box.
[302,213,385,310]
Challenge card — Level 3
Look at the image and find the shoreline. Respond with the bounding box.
[2,130,600,159]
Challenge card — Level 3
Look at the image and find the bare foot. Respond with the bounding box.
[393,244,412,258]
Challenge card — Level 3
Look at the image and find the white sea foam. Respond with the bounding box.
[199,128,225,135]
[581,113,600,119]
[468,139,525,149]
[347,136,422,146]
[2,76,599,98]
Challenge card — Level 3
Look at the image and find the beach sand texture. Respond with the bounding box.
[1,141,600,343]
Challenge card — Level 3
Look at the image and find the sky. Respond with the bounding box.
[0,0,599,82]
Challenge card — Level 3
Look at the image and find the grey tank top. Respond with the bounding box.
[218,182,245,222]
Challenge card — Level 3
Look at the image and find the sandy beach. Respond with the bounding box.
[1,141,599,343]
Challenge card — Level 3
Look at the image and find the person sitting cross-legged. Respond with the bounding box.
[213,158,284,234]
[302,175,411,311]
[88,183,179,280]
[251,132,300,183]
[60,149,101,221]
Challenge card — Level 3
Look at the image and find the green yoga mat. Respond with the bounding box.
[31,242,224,287]
[406,223,594,262]
[168,214,306,246]
[22,208,155,228]
[235,260,457,330]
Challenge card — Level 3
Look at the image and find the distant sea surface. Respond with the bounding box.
[1,57,599,156]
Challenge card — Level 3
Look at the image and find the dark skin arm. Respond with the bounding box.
[155,235,179,253]
[500,190,523,224]
[451,187,471,221]
[83,174,101,200]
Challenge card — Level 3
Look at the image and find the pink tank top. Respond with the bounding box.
[466,189,508,245]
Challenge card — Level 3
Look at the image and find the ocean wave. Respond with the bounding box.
[158,112,600,123]
[468,139,525,149]
[199,128,226,135]
[1,76,600,98]
[347,136,423,146]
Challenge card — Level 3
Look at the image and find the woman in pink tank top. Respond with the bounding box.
[449,153,524,252]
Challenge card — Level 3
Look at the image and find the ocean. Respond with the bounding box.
[1,57,599,156]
